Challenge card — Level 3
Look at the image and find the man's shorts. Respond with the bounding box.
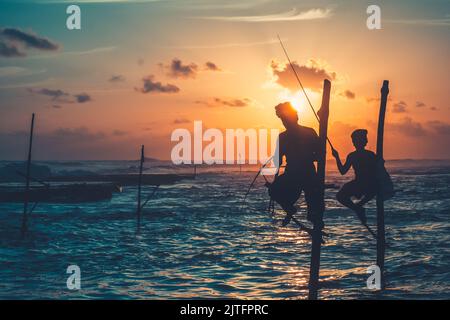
[268,172,321,213]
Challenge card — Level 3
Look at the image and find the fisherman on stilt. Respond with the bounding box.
[331,130,377,224]
[267,102,322,228]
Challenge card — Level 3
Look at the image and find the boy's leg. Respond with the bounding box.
[336,181,367,224]
[356,185,377,207]
[336,181,359,211]
[356,193,375,207]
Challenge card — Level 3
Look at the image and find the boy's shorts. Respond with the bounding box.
[339,180,377,199]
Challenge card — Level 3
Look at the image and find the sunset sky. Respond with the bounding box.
[0,0,449,160]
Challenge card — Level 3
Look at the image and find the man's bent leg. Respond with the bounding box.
[268,174,301,226]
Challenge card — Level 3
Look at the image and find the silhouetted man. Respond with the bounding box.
[268,102,321,226]
[331,129,377,225]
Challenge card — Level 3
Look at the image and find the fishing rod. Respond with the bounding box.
[239,156,273,211]
[277,35,335,150]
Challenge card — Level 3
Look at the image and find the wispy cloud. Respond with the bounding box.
[28,46,117,60]
[173,118,191,124]
[109,74,126,83]
[392,100,408,113]
[196,8,332,22]
[0,77,55,89]
[63,46,117,56]
[28,87,93,104]
[40,0,163,3]
[387,18,450,27]
[0,66,46,77]
[163,38,286,50]
[195,97,252,108]
[183,0,270,10]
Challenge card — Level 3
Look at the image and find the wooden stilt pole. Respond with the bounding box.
[239,153,242,174]
[136,145,144,230]
[21,113,35,236]
[376,80,389,287]
[308,79,331,300]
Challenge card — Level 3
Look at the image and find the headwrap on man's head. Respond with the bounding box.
[275,102,297,119]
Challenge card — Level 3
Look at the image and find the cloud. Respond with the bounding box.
[63,46,115,56]
[197,8,332,22]
[165,38,285,50]
[415,101,426,108]
[112,129,128,136]
[160,58,223,78]
[0,66,45,77]
[392,100,408,113]
[388,117,427,137]
[30,0,163,3]
[196,97,252,108]
[387,18,450,27]
[0,42,24,57]
[30,88,70,100]
[53,127,106,141]
[205,61,221,71]
[173,118,191,124]
[270,59,336,91]
[365,96,392,103]
[427,121,450,135]
[215,98,251,107]
[74,93,91,103]
[137,75,180,94]
[162,58,198,79]
[340,90,355,100]
[0,27,59,57]
[109,74,126,82]
[29,88,92,104]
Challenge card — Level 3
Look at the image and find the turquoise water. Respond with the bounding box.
[0,160,449,299]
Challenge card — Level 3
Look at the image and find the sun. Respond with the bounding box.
[278,89,304,113]
[290,96,303,113]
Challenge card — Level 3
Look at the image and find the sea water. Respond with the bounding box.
[0,159,448,299]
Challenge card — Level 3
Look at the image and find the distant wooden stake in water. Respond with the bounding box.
[136,145,144,230]
[21,113,35,236]
[376,80,389,286]
[308,79,331,300]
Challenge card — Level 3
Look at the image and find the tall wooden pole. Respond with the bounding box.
[21,113,35,236]
[308,79,331,300]
[376,80,389,286]
[136,145,144,230]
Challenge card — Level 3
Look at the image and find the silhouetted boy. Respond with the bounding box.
[268,102,322,227]
[332,129,377,225]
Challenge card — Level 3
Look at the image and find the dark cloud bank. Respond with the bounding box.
[0,27,59,58]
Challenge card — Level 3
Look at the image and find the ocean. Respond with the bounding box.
[0,159,449,299]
